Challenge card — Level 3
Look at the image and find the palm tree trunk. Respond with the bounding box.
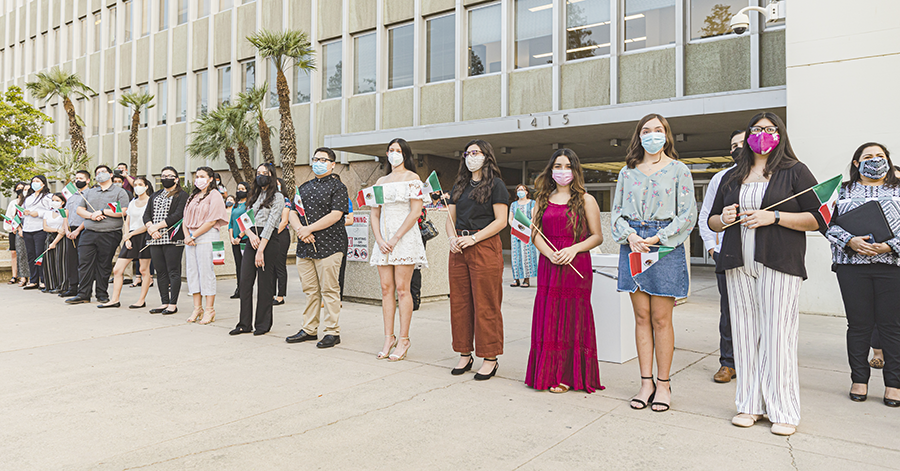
[223,147,242,185]
[237,142,255,183]
[129,110,140,174]
[276,69,297,192]
[63,97,86,159]
[258,112,275,165]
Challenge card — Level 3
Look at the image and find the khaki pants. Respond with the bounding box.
[297,252,343,336]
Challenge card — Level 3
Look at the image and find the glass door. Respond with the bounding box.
[689,183,714,266]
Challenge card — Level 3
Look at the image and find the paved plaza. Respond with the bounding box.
[1,266,898,470]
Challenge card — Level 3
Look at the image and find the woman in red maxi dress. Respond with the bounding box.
[525,148,605,393]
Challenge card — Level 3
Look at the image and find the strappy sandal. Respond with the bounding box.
[870,358,885,369]
[377,334,397,360]
[8,277,17,284]
[651,377,672,412]
[630,376,656,410]
[187,306,203,323]
[198,307,216,325]
[510,280,520,287]
[549,383,571,394]
[522,279,530,287]
[389,337,410,362]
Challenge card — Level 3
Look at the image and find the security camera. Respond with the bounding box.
[730,12,750,34]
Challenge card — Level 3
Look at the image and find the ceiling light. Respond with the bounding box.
[623,36,647,44]
[623,13,645,21]
[566,43,611,53]
[529,3,552,12]
[532,52,553,59]
[567,21,610,32]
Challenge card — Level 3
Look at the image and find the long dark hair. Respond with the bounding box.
[133,176,155,198]
[248,163,278,208]
[236,181,249,201]
[625,114,679,169]
[52,192,67,207]
[187,166,216,205]
[845,142,897,189]
[160,166,183,195]
[450,139,503,204]
[14,181,27,205]
[723,112,799,192]
[27,175,50,200]
[533,149,588,240]
[384,138,416,174]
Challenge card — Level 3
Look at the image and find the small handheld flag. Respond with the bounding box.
[293,188,306,216]
[168,219,183,238]
[34,253,44,266]
[629,247,674,277]
[211,241,226,265]
[108,201,122,213]
[237,209,255,234]
[355,186,384,207]
[423,171,442,195]
[14,204,26,216]
[58,208,67,218]
[812,175,842,225]
[512,208,533,244]
[62,182,78,199]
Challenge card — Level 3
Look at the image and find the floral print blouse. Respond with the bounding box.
[611,160,697,247]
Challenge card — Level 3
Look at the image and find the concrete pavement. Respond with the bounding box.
[1,266,898,470]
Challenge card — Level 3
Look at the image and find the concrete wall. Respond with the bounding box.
[348,94,376,133]
[618,48,676,103]
[382,88,414,129]
[462,74,501,121]
[787,1,900,315]
[761,29,786,88]
[508,67,552,116]
[685,36,751,96]
[420,81,455,125]
[561,58,610,110]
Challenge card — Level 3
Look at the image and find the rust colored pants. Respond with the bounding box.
[449,234,504,358]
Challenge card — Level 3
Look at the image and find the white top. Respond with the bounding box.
[43,210,65,231]
[740,182,769,266]
[369,180,428,268]
[3,200,19,232]
[22,192,53,233]
[127,199,149,232]
[698,167,732,254]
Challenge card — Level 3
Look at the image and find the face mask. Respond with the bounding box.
[96,172,111,183]
[161,178,177,189]
[225,201,234,208]
[133,186,147,196]
[640,132,666,155]
[388,151,404,167]
[552,169,574,186]
[15,188,24,195]
[218,185,226,193]
[236,190,248,200]
[114,182,122,187]
[860,157,889,180]
[31,181,43,191]
[731,146,743,162]
[517,190,527,199]
[465,153,485,172]
[194,177,209,190]
[312,161,329,176]
[747,132,780,155]
[51,200,62,209]
[255,174,270,187]
[74,180,87,189]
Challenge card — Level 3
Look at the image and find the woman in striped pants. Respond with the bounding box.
[708,113,827,436]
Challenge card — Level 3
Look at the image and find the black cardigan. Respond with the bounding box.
[709,161,827,280]
[142,189,189,241]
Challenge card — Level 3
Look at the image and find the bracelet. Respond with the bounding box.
[719,213,726,226]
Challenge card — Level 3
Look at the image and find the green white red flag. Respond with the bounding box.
[356,186,384,207]
[293,188,306,216]
[630,247,674,277]
[423,171,442,195]
[237,209,255,234]
[61,182,78,199]
[108,201,122,213]
[512,208,532,244]
[812,175,842,225]
[211,240,226,265]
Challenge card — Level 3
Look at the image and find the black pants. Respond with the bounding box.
[273,228,290,298]
[409,238,427,310]
[76,229,121,300]
[872,326,882,350]
[836,264,900,388]
[65,226,81,292]
[237,229,278,333]
[23,230,47,286]
[232,241,245,295]
[150,244,184,305]
[713,252,734,369]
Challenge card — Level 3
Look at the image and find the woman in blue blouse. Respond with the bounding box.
[508,184,538,287]
[228,181,249,299]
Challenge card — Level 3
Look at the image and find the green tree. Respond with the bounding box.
[700,4,734,38]
[566,4,600,60]
[24,67,95,159]
[222,104,259,183]
[118,91,155,175]
[237,84,276,165]
[38,146,93,183]
[0,87,57,192]
[247,29,316,192]
[187,107,242,185]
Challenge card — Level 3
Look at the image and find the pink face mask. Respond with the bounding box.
[747,132,780,155]
[552,169,574,186]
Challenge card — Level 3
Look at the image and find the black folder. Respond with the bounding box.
[832,200,894,243]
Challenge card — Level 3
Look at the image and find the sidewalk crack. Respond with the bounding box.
[786,436,799,470]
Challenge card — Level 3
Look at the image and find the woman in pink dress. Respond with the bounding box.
[526,148,605,393]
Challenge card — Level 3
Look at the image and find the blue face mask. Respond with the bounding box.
[312,161,329,176]
[640,132,666,155]
[517,190,527,199]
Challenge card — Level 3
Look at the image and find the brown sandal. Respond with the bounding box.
[870,358,885,369]
[549,383,570,393]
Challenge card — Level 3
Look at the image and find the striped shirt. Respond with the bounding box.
[825,182,900,266]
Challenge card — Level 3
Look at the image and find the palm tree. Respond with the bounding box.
[25,67,95,159]
[247,29,315,191]
[238,84,276,165]
[222,104,259,183]
[119,91,155,175]
[38,146,92,183]
[187,107,242,184]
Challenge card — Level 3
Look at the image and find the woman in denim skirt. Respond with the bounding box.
[611,113,697,413]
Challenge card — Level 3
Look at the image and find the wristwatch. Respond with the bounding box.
[471,234,477,243]
[774,210,780,225]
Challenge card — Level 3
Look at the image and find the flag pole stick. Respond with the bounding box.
[440,194,458,237]
[721,186,815,230]
[301,213,318,252]
[531,225,583,279]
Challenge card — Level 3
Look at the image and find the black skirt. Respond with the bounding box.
[118,232,152,260]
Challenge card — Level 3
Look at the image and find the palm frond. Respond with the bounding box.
[246,29,316,73]
[37,147,93,182]
[187,106,234,160]
[119,91,156,111]
[25,67,96,102]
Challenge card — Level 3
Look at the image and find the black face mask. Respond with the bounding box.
[236,190,248,200]
[255,175,270,188]
[731,147,743,162]
[74,180,87,189]
[161,178,177,189]
[15,188,23,195]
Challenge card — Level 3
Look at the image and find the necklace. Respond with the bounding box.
[470,179,481,186]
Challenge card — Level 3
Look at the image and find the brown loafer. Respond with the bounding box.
[714,366,736,383]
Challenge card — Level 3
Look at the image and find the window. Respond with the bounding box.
[66,23,73,61]
[109,6,117,47]
[388,24,414,89]
[141,0,150,37]
[267,61,278,107]
[106,92,116,133]
[175,75,186,122]
[322,40,342,99]
[220,0,233,11]
[160,0,169,31]
[198,0,209,18]
[80,17,87,56]
[566,0,611,59]
[122,87,132,130]
[157,80,168,125]
[217,65,231,106]
[139,84,149,127]
[94,13,102,52]
[52,29,58,64]
[468,3,501,76]
[514,0,552,68]
[196,70,208,115]
[124,0,132,42]
[353,32,376,94]
[177,0,188,25]
[241,60,255,92]
[690,0,744,40]
[623,0,675,52]
[426,14,455,83]
[294,65,311,103]
[762,0,785,30]
[243,0,256,3]
[41,32,47,68]
[92,95,99,135]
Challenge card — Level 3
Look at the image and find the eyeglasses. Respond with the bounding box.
[463,151,483,158]
[750,126,778,135]
[311,157,334,163]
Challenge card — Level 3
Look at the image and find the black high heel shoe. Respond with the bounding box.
[651,377,671,412]
[474,359,498,381]
[451,354,474,375]
[630,376,656,410]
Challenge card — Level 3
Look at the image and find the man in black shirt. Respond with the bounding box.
[285,147,349,349]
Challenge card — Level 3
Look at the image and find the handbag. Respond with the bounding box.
[419,219,439,242]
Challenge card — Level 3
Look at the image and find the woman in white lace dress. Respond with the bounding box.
[370,138,428,362]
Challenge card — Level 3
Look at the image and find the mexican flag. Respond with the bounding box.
[58,208,67,218]
[423,171,441,195]
[512,208,533,244]
[356,186,384,207]
[168,219,183,238]
[237,209,255,233]
[812,175,842,225]
[211,241,226,265]
[108,201,122,213]
[630,247,674,277]
[34,253,44,266]
[61,182,78,199]
[293,188,306,216]
[3,213,21,230]
[14,204,26,216]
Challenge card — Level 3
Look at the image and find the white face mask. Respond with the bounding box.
[51,200,62,209]
[465,153,485,172]
[388,151,404,167]
[133,186,147,196]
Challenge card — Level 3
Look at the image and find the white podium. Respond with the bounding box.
[591,253,637,364]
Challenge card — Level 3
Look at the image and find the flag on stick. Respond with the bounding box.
[356,186,384,207]
[511,208,532,244]
[61,182,78,199]
[423,171,442,195]
[108,201,122,213]
[629,247,674,277]
[58,208,67,218]
[14,204,26,216]
[812,175,842,225]
[293,188,306,216]
[3,212,21,230]
[514,208,582,278]
[237,209,255,234]
[211,241,226,265]
[168,219,183,238]
[34,253,44,266]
